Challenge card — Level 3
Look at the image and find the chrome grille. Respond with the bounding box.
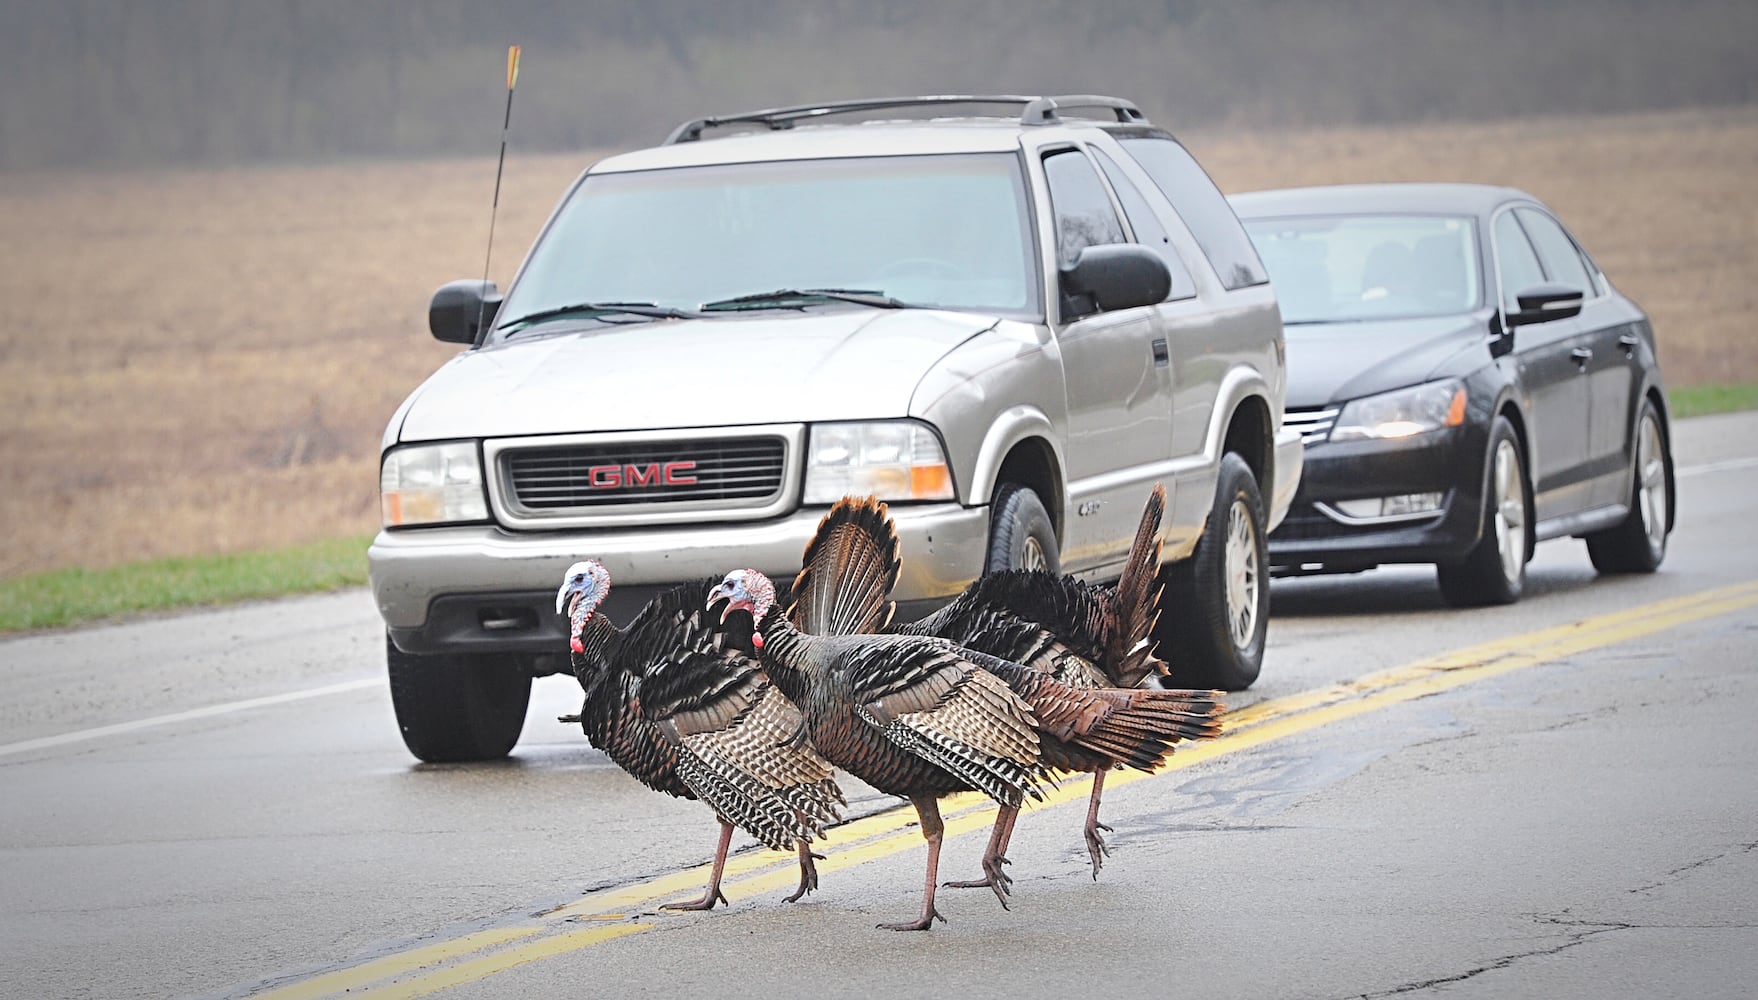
[1283,406,1340,445]
[502,436,786,511]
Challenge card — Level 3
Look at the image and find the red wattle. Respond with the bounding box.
[570,636,583,653]
[752,632,765,650]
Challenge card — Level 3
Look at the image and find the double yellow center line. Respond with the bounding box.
[249,579,1758,1000]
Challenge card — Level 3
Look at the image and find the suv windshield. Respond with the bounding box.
[495,152,1038,334]
[1243,215,1480,324]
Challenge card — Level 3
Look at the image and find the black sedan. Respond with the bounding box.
[1231,183,1675,605]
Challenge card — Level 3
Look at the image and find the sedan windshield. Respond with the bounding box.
[1242,215,1480,324]
[494,152,1038,334]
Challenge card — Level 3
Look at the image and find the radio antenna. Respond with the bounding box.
[476,44,522,342]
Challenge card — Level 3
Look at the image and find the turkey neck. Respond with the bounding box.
[752,607,814,706]
[570,615,637,749]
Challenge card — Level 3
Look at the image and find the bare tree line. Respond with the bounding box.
[1,0,1752,172]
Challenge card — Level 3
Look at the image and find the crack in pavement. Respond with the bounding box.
[1628,841,1758,895]
[1344,915,1631,998]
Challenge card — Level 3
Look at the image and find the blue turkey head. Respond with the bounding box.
[556,560,612,652]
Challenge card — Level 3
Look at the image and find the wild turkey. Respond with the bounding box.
[556,560,844,910]
[788,486,1221,882]
[708,568,1047,931]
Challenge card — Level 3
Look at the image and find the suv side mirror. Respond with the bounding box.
[429,279,502,344]
[1505,282,1584,328]
[1060,244,1172,321]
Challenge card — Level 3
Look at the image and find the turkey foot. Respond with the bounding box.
[942,804,1017,907]
[783,841,824,903]
[664,820,733,911]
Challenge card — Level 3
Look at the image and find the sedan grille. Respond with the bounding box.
[502,436,786,511]
[1283,406,1340,445]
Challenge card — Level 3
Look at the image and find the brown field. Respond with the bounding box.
[1,106,1753,578]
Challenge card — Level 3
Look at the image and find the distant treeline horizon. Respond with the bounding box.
[3,0,1754,172]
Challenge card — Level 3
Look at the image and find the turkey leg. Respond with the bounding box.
[942,804,1017,907]
[1084,769,1113,878]
[663,820,734,911]
[879,797,948,931]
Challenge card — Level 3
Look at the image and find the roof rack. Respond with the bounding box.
[663,94,1148,145]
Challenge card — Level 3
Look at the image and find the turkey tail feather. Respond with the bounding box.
[1107,483,1168,687]
[790,496,901,636]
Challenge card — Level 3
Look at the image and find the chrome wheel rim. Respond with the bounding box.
[1020,536,1050,573]
[1224,498,1260,648]
[1637,414,1668,553]
[1492,438,1527,583]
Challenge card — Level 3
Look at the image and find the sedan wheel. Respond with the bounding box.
[1437,415,1529,607]
[1586,399,1672,574]
[1491,438,1528,586]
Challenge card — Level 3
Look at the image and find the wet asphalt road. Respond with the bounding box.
[2,412,1755,1000]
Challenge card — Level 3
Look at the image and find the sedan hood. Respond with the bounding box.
[394,309,999,442]
[1284,313,1491,408]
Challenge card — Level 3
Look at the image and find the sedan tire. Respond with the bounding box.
[1437,415,1529,607]
[1585,398,1672,574]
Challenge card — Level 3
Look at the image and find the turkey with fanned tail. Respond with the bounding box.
[556,561,844,910]
[708,568,1048,931]
[786,486,1222,888]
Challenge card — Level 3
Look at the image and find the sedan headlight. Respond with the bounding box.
[1329,379,1467,442]
[803,421,956,504]
[380,442,489,526]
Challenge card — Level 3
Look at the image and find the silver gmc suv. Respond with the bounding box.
[369,95,1302,762]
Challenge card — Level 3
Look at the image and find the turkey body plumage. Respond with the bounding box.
[712,569,1048,930]
[786,487,1223,882]
[559,565,844,909]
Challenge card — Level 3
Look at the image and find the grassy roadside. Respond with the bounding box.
[0,534,373,633]
[1,385,1752,635]
[1669,383,1758,419]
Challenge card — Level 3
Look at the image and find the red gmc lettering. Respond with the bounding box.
[584,461,697,489]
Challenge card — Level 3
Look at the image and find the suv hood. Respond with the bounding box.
[395,309,999,442]
[1285,313,1490,408]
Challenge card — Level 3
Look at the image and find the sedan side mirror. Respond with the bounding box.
[1505,283,1584,328]
[429,279,503,344]
[1060,244,1172,321]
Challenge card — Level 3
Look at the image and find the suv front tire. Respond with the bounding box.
[386,635,532,762]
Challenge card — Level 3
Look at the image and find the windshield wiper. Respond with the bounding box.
[499,300,703,332]
[699,288,911,312]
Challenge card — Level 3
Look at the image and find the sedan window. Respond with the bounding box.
[1493,211,1547,312]
[1242,215,1479,323]
[1515,208,1596,298]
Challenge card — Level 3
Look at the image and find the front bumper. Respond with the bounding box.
[1268,427,1486,573]
[369,502,990,655]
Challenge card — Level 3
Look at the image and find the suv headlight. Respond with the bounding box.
[380,442,489,526]
[803,421,956,504]
[1329,379,1467,442]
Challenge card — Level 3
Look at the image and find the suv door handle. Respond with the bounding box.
[1618,333,1641,355]
[1151,338,1170,367]
[1571,347,1593,369]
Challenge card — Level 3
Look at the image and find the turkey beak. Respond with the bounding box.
[706,581,740,621]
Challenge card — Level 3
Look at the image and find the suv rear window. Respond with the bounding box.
[1120,137,1268,291]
